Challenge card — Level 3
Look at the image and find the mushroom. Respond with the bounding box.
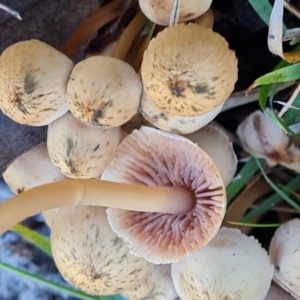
[237,110,300,172]
[47,112,122,179]
[0,126,226,265]
[140,89,223,134]
[140,23,238,132]
[171,227,274,300]
[184,123,238,186]
[51,205,152,295]
[122,264,178,300]
[2,143,67,228]
[269,218,300,299]
[103,126,226,263]
[194,8,214,28]
[138,0,212,26]
[66,55,142,128]
[0,40,74,126]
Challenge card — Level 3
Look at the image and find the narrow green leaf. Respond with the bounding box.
[226,157,263,203]
[284,92,300,125]
[242,171,300,222]
[227,221,281,228]
[11,224,52,257]
[253,63,300,88]
[0,261,123,300]
[247,0,273,26]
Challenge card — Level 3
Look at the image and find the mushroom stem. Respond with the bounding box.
[61,0,123,57]
[0,179,195,235]
[111,10,147,60]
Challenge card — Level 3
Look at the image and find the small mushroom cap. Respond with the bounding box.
[67,56,142,127]
[171,227,274,300]
[138,0,212,26]
[102,126,226,264]
[47,112,121,178]
[122,264,178,300]
[237,110,300,172]
[185,123,238,186]
[0,40,74,126]
[269,218,300,299]
[140,89,224,134]
[3,143,66,194]
[51,205,152,295]
[141,23,238,117]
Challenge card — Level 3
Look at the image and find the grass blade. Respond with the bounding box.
[284,92,300,124]
[226,157,263,203]
[0,261,123,300]
[227,221,281,228]
[247,0,273,26]
[11,224,52,257]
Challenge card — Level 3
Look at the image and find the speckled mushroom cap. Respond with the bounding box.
[3,143,66,194]
[122,264,178,300]
[141,23,238,117]
[171,227,274,300]
[185,124,237,186]
[66,56,142,127]
[51,205,152,295]
[237,110,300,172]
[0,40,74,126]
[269,218,300,299]
[140,89,224,134]
[138,0,212,26]
[47,112,121,178]
[102,126,226,264]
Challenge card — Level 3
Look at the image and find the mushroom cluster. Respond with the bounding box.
[0,2,244,299]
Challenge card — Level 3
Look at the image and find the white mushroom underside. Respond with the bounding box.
[102,126,226,264]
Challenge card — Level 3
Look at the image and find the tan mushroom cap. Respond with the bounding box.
[122,264,178,300]
[194,8,214,28]
[51,205,152,295]
[140,89,224,134]
[171,227,274,300]
[237,110,300,172]
[47,112,121,178]
[0,39,74,126]
[102,126,226,264]
[185,123,238,186]
[141,23,238,117]
[138,0,212,26]
[269,218,300,299]
[66,56,142,127]
[3,143,66,194]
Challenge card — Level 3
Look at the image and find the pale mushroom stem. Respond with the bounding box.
[111,10,147,60]
[0,179,195,235]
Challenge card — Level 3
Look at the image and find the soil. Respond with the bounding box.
[1,0,300,299]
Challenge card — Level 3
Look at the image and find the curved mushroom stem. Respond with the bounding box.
[0,179,195,235]
[61,0,123,57]
[111,10,147,60]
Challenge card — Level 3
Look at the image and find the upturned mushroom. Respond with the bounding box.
[185,123,237,186]
[0,40,74,126]
[122,265,178,300]
[269,218,300,299]
[138,0,212,26]
[66,56,142,128]
[237,110,300,172]
[0,127,226,265]
[171,227,274,300]
[51,205,153,295]
[140,23,238,133]
[2,143,67,228]
[47,112,122,178]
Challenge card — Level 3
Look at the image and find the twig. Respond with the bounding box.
[284,0,300,20]
[278,81,300,117]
